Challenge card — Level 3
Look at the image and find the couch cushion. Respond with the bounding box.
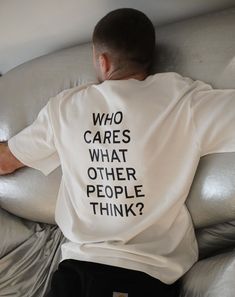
[196,221,235,259]
[0,217,65,297]
[0,207,34,257]
[181,249,235,297]
[186,153,235,228]
[156,8,235,88]
[0,43,97,223]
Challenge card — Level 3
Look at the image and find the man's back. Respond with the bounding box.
[10,72,223,283]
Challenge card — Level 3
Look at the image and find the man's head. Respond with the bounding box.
[92,8,156,82]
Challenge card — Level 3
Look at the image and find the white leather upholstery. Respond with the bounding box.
[0,44,97,223]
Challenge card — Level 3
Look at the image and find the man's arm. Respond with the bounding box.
[0,142,25,175]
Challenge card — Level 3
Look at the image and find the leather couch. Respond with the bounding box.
[0,7,235,297]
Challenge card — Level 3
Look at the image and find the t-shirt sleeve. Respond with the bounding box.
[8,101,60,176]
[190,81,235,156]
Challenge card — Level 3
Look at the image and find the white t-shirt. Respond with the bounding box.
[8,72,235,284]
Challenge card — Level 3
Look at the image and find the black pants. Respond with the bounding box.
[46,259,180,297]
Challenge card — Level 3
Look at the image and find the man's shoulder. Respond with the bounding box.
[49,82,97,105]
[60,82,96,98]
[150,72,193,85]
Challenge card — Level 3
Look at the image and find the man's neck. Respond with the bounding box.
[106,68,147,81]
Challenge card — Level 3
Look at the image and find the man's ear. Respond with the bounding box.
[98,53,111,79]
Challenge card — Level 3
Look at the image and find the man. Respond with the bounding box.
[0,8,235,297]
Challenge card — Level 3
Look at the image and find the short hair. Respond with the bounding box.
[92,8,156,74]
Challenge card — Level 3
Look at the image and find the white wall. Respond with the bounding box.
[0,0,235,74]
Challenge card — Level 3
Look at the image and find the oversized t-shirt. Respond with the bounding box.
[8,72,235,284]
